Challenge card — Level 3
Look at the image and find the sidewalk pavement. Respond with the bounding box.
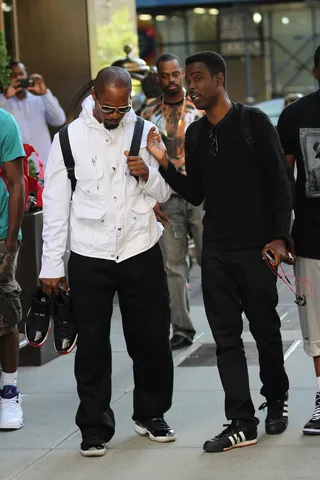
[1,301,319,480]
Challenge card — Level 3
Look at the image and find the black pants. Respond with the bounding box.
[201,248,289,426]
[68,244,173,441]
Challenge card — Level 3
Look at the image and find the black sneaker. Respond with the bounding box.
[80,436,107,457]
[203,420,258,453]
[303,392,320,435]
[170,334,193,350]
[25,287,52,347]
[259,392,288,435]
[134,417,177,443]
[52,289,77,355]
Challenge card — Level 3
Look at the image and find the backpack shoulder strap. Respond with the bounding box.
[129,116,145,157]
[129,116,145,182]
[239,104,257,157]
[59,125,77,193]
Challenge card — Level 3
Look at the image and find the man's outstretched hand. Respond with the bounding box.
[147,126,169,170]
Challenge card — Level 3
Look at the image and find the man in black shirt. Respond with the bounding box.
[147,51,292,453]
[277,45,320,436]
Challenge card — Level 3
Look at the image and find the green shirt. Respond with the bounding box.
[0,109,25,241]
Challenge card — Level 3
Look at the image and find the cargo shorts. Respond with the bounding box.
[0,240,22,336]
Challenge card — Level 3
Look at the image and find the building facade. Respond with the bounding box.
[1,1,319,108]
[136,0,320,102]
[0,0,138,117]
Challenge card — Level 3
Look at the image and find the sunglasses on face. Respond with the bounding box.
[93,88,131,115]
[98,103,132,115]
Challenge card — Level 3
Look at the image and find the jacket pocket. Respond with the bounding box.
[73,164,107,220]
[130,202,151,232]
[74,164,103,193]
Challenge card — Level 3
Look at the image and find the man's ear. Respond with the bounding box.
[91,86,97,101]
[312,66,317,80]
[216,73,224,87]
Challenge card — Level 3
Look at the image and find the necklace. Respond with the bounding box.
[161,95,186,141]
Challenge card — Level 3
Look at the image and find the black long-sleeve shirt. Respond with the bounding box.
[160,103,292,251]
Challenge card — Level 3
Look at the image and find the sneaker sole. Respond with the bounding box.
[25,320,51,348]
[204,438,257,453]
[224,438,257,451]
[80,446,107,457]
[0,421,24,430]
[303,428,320,435]
[54,333,78,355]
[265,424,288,435]
[134,424,177,443]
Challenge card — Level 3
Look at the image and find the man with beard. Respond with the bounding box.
[39,66,176,457]
[142,54,203,350]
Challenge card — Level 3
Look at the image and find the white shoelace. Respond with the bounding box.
[312,393,320,421]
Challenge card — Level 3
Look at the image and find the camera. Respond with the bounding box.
[17,78,35,89]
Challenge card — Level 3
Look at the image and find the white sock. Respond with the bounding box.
[1,371,18,388]
[317,376,320,393]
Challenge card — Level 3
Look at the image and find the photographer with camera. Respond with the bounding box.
[0,61,66,167]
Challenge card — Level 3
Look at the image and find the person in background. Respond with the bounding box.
[277,45,320,435]
[137,67,162,113]
[284,93,303,108]
[0,109,25,431]
[141,54,203,350]
[0,61,66,167]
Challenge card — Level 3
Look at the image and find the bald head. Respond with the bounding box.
[94,66,132,95]
[92,66,133,130]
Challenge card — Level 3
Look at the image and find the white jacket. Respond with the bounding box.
[40,96,171,279]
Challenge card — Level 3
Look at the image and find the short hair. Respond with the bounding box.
[314,45,320,68]
[142,72,162,99]
[94,66,132,94]
[8,60,23,69]
[156,53,181,71]
[185,51,227,87]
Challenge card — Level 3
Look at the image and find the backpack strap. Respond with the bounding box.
[239,105,257,157]
[59,125,77,193]
[129,116,145,182]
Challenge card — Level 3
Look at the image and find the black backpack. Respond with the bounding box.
[58,116,145,192]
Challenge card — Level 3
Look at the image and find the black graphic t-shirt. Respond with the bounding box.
[278,91,320,259]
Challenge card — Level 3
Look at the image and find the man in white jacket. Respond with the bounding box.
[0,61,66,167]
[39,66,176,457]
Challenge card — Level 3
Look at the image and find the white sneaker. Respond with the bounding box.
[0,386,24,430]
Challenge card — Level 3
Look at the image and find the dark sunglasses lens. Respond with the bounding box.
[101,107,115,114]
[118,106,131,114]
[209,140,216,156]
[101,106,131,114]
